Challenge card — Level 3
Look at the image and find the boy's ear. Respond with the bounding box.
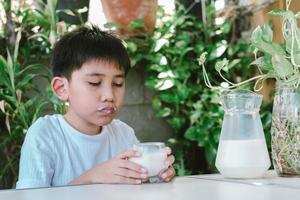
[51,77,69,101]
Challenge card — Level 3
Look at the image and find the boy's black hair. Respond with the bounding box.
[50,25,131,79]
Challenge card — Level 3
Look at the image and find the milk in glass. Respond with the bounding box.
[130,142,167,181]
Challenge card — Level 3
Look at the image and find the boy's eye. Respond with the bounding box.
[88,82,101,86]
[113,83,124,87]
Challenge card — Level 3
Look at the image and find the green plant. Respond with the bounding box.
[0,30,49,189]
[124,2,257,174]
[200,0,300,175]
[0,0,81,188]
[201,0,300,90]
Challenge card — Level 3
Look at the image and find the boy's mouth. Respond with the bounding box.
[97,107,117,115]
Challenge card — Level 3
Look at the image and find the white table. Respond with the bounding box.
[1,171,300,200]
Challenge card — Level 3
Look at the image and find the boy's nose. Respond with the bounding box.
[100,87,114,102]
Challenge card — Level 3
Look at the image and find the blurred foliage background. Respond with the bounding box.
[0,0,272,189]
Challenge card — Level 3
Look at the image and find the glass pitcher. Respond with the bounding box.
[215,89,270,178]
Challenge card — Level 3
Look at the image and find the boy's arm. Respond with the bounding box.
[16,119,55,189]
[16,127,54,189]
[69,150,147,185]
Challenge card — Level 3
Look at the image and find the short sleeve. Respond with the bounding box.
[16,119,55,189]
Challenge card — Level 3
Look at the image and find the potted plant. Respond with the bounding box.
[199,0,300,176]
[100,0,158,36]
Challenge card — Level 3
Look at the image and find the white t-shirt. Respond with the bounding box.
[16,114,139,189]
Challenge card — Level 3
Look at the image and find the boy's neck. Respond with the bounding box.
[63,113,102,135]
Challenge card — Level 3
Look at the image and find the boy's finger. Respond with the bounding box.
[119,160,148,174]
[115,175,142,184]
[165,147,172,155]
[115,167,147,179]
[118,150,141,159]
[165,155,175,167]
[160,167,176,181]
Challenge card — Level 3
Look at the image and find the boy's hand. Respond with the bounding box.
[160,147,176,182]
[92,150,148,184]
[71,150,147,185]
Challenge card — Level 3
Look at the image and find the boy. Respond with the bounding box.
[16,26,175,189]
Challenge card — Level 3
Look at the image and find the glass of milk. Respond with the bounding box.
[215,89,271,179]
[130,142,167,183]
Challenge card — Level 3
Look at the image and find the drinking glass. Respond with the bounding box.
[130,142,167,183]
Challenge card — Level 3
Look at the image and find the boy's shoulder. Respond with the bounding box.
[25,114,63,139]
[29,114,62,130]
[107,119,138,145]
[107,119,135,135]
[110,119,131,128]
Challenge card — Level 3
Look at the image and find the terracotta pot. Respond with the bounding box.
[101,0,158,36]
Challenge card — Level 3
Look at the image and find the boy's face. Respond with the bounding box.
[62,59,126,134]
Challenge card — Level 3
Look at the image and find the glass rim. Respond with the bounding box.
[221,89,263,100]
[133,142,165,147]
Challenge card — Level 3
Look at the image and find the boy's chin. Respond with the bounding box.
[95,117,114,126]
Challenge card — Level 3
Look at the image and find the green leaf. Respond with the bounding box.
[184,126,201,141]
[0,93,16,106]
[251,26,263,44]
[195,44,205,54]
[149,64,166,72]
[261,24,273,43]
[160,93,177,104]
[215,58,229,73]
[271,53,294,78]
[130,54,144,67]
[145,77,157,89]
[6,50,15,91]
[156,107,171,117]
[154,38,168,52]
[13,30,22,63]
[151,97,162,110]
[103,22,120,29]
[190,109,201,124]
[59,9,77,17]
[0,56,12,90]
[28,33,50,41]
[16,74,36,89]
[210,42,228,58]
[177,84,190,102]
[211,127,221,143]
[251,26,285,55]
[209,93,221,104]
[167,117,185,129]
[220,21,231,34]
[250,56,273,70]
[24,96,38,108]
[204,143,217,167]
[126,42,138,53]
[227,59,241,70]
[128,19,145,29]
[201,116,214,131]
[16,64,44,77]
[254,41,285,56]
[32,101,48,123]
[268,8,285,17]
